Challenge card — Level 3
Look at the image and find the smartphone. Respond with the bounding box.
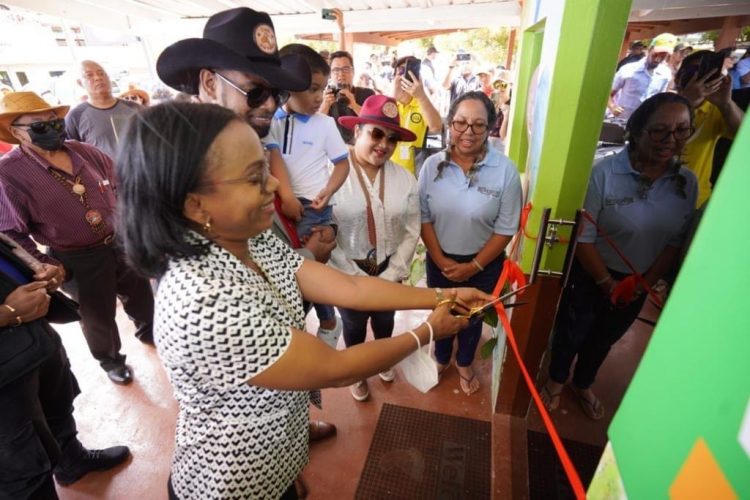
[404,59,421,82]
[456,53,471,61]
[697,52,725,80]
[321,8,336,20]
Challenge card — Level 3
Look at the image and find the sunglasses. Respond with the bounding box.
[366,127,400,145]
[451,120,488,134]
[214,72,289,108]
[493,80,510,90]
[122,95,143,102]
[12,118,65,134]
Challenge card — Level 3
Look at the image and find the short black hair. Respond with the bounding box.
[393,56,418,69]
[279,43,330,77]
[330,50,354,67]
[116,102,238,277]
[674,50,713,90]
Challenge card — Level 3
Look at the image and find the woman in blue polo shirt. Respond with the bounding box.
[541,93,698,420]
[418,91,522,396]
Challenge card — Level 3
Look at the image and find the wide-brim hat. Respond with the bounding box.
[120,87,150,105]
[156,7,310,95]
[0,91,69,144]
[338,95,417,142]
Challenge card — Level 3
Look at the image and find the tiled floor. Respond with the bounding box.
[54,307,496,499]
[53,297,658,499]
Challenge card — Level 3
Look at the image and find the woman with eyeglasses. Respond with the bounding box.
[330,95,421,401]
[117,102,491,499]
[541,93,698,420]
[418,91,523,396]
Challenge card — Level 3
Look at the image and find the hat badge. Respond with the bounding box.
[254,24,277,54]
[381,101,398,119]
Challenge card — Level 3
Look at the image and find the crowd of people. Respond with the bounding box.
[0,6,746,499]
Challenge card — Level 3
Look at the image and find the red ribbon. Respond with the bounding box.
[492,259,587,499]
[581,211,664,309]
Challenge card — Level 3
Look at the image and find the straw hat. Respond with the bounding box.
[120,85,151,106]
[0,92,69,144]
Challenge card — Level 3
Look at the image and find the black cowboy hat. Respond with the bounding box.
[156,7,310,95]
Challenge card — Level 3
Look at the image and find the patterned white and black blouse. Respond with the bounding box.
[155,230,309,499]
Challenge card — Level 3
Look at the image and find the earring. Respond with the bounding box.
[203,217,212,233]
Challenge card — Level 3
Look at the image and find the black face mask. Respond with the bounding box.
[18,118,67,151]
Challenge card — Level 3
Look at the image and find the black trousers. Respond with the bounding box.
[548,262,647,389]
[50,244,154,370]
[0,338,80,500]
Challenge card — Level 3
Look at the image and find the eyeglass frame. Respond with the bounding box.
[330,66,354,75]
[493,80,510,90]
[450,119,489,135]
[11,117,66,134]
[213,71,289,108]
[643,126,694,142]
[201,161,272,191]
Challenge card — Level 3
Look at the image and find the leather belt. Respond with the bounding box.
[51,233,115,253]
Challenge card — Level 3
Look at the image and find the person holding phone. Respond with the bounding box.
[675,50,744,208]
[443,53,482,107]
[389,56,442,175]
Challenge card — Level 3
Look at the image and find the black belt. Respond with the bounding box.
[51,233,115,253]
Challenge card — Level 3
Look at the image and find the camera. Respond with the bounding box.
[321,8,336,20]
[327,83,352,105]
[456,53,472,61]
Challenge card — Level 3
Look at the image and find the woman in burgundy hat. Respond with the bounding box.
[332,95,421,401]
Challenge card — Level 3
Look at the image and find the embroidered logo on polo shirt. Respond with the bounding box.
[254,24,277,54]
[410,112,423,124]
[477,186,501,198]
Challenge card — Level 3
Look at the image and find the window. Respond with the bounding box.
[15,72,28,86]
[0,71,12,88]
[49,71,64,78]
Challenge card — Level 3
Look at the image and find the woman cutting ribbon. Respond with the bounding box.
[331,95,421,401]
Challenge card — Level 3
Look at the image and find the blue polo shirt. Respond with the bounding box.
[580,149,698,274]
[418,146,522,255]
[611,59,671,119]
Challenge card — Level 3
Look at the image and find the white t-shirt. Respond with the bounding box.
[269,109,349,199]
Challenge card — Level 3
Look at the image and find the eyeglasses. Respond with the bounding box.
[493,80,510,90]
[451,120,488,134]
[644,127,693,142]
[209,162,272,189]
[122,95,143,103]
[367,127,400,145]
[12,118,65,134]
[214,72,289,108]
[331,66,353,75]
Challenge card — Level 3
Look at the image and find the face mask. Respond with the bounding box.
[19,118,67,151]
[397,326,439,393]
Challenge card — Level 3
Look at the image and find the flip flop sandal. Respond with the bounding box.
[540,384,562,411]
[459,373,479,396]
[572,387,605,420]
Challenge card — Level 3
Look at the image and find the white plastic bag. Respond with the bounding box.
[397,327,439,393]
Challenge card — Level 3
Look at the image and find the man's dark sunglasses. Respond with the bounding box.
[213,72,289,107]
[12,118,65,134]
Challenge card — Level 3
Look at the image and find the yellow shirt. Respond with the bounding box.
[390,98,429,175]
[683,100,728,208]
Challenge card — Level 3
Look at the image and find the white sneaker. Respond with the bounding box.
[317,316,343,349]
[378,369,395,382]
[350,380,369,401]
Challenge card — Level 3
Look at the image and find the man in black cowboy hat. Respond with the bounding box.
[157,6,337,444]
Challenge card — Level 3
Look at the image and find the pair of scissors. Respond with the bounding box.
[460,283,533,320]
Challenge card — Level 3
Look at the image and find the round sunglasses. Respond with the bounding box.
[366,126,400,145]
[213,71,289,108]
[12,118,65,134]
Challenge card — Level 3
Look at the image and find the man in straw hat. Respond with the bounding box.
[0,91,154,385]
[157,6,338,444]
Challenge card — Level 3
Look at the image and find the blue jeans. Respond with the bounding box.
[297,198,335,322]
[548,262,646,389]
[426,251,504,367]
[339,308,395,347]
[296,198,333,240]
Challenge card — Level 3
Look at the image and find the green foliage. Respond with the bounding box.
[483,307,498,328]
[407,242,426,286]
[700,30,720,44]
[741,27,750,43]
[479,337,497,359]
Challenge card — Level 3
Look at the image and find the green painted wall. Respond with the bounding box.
[517,0,632,271]
[607,118,750,498]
